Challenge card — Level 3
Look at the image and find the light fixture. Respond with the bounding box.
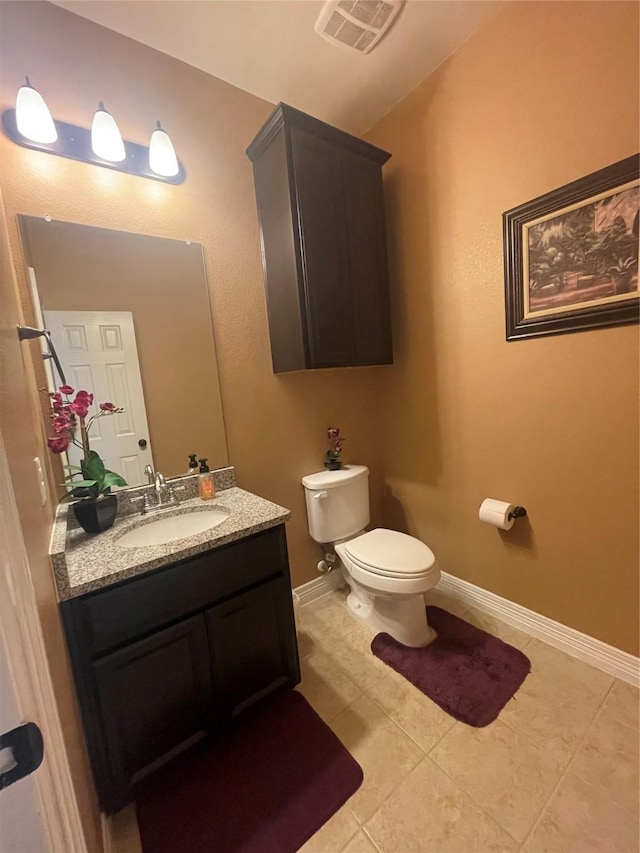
[149,120,179,177]
[2,86,185,184]
[15,77,57,144]
[91,101,125,162]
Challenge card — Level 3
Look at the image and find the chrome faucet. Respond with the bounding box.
[148,469,179,512]
[131,466,182,514]
[154,470,165,495]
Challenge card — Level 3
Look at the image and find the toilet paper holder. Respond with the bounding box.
[508,506,527,521]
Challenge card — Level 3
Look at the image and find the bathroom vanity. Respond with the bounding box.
[51,472,299,814]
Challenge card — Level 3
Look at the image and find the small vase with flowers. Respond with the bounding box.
[324,427,345,471]
[44,384,128,533]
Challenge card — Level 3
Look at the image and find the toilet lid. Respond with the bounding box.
[343,529,436,577]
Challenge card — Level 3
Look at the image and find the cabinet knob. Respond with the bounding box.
[138,439,147,448]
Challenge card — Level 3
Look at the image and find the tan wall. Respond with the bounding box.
[0,0,383,586]
[0,2,382,845]
[0,191,102,849]
[19,216,228,478]
[1,10,637,850]
[366,0,639,655]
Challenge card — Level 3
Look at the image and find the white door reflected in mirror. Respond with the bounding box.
[43,309,154,487]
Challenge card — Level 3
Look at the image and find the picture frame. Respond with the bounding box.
[503,154,639,341]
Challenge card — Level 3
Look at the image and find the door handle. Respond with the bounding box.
[0,723,44,791]
[138,439,147,448]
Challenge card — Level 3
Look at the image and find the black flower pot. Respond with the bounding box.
[324,460,342,471]
[73,494,118,533]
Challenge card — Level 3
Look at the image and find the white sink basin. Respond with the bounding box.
[116,510,230,548]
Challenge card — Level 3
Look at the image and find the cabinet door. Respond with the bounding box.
[206,577,299,718]
[92,615,212,800]
[341,148,393,365]
[290,127,355,367]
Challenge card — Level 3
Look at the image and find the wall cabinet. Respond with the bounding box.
[61,525,299,814]
[247,103,393,373]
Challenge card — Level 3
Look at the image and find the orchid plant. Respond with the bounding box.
[326,427,345,462]
[44,384,128,498]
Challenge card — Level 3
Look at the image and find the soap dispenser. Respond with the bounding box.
[198,458,216,500]
[187,453,199,475]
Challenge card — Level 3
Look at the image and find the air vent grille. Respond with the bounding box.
[338,1,395,28]
[315,0,403,54]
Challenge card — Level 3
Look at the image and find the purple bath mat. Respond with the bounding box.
[371,605,531,727]
[135,690,363,853]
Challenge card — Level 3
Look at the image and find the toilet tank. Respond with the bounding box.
[302,465,370,544]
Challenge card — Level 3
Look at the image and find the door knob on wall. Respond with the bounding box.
[0,722,44,790]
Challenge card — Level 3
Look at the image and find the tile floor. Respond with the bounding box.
[110,586,639,853]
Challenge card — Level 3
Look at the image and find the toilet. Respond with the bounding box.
[302,464,440,647]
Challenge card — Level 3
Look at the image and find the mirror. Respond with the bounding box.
[18,216,228,486]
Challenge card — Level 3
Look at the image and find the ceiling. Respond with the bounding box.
[52,0,504,134]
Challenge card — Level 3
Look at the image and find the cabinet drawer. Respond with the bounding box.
[72,525,288,657]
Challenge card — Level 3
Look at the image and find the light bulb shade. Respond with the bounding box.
[16,81,57,143]
[91,104,125,162]
[149,123,179,177]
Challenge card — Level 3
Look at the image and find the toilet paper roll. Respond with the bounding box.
[479,498,516,531]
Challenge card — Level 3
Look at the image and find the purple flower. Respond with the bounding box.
[70,400,89,418]
[327,427,345,459]
[52,414,72,434]
[47,434,70,454]
[42,385,126,474]
[75,390,94,405]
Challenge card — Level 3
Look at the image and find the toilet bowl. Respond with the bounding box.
[302,465,439,647]
[336,528,440,647]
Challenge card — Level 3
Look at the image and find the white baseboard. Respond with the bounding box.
[293,567,639,687]
[438,571,640,688]
[294,571,344,606]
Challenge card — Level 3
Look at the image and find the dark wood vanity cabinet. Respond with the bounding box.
[60,525,299,814]
[206,577,296,718]
[247,103,393,372]
[92,616,213,789]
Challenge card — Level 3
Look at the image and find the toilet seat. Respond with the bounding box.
[343,528,436,579]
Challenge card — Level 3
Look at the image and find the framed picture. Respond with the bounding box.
[503,154,639,341]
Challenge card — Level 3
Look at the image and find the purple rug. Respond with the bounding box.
[371,606,531,727]
[135,691,363,853]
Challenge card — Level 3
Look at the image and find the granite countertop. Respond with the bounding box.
[50,482,290,601]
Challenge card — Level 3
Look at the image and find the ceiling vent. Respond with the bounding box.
[315,0,404,54]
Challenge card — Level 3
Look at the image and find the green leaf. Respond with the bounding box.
[62,464,83,471]
[101,471,128,488]
[83,451,106,482]
[64,469,89,481]
[60,479,97,488]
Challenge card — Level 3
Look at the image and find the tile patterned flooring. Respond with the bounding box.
[111,586,639,853]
